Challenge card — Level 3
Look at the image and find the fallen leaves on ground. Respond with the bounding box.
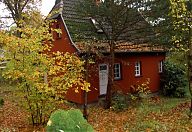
[88,107,137,132]
[88,98,192,132]
[0,93,192,132]
[0,100,28,131]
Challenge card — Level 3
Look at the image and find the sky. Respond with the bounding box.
[41,0,55,16]
[0,0,55,16]
[0,0,55,28]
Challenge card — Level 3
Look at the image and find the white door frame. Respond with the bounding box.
[99,64,108,95]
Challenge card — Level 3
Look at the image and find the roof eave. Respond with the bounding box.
[59,14,81,54]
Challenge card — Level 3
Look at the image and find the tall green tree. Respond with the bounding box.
[141,0,173,45]
[169,0,192,116]
[145,0,192,116]
[78,0,154,108]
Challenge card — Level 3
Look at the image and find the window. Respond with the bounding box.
[159,60,163,73]
[90,18,103,33]
[100,65,107,71]
[56,24,61,39]
[114,63,121,80]
[135,61,141,77]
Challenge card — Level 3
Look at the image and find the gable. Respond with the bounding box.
[49,0,164,54]
[50,16,78,53]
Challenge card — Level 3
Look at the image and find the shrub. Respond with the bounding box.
[130,79,151,104]
[0,97,4,107]
[131,78,151,98]
[46,109,94,132]
[111,92,128,111]
[160,61,187,97]
[0,69,5,84]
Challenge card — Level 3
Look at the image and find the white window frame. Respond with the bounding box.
[114,63,121,80]
[135,61,141,77]
[159,60,163,73]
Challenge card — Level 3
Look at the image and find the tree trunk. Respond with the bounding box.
[105,40,115,109]
[83,45,90,119]
[188,26,192,118]
[187,51,192,118]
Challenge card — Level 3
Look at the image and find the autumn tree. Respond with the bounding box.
[168,0,192,117]
[0,0,43,28]
[0,22,90,125]
[141,0,192,116]
[78,0,154,108]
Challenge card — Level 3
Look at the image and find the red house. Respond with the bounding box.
[49,0,166,104]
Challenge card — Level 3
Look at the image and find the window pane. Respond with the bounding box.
[100,65,107,70]
[135,61,141,76]
[114,63,121,79]
[159,61,163,73]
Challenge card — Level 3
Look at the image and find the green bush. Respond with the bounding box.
[0,97,4,107]
[46,109,94,132]
[0,69,11,84]
[160,61,187,97]
[111,92,128,111]
[0,69,5,84]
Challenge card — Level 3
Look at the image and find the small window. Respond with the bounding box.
[56,24,62,39]
[159,60,163,73]
[100,65,107,71]
[114,63,121,80]
[135,61,141,77]
[90,18,103,33]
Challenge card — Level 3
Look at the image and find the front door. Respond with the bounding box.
[99,64,108,95]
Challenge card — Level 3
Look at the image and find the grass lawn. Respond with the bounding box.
[0,83,192,132]
[88,97,191,132]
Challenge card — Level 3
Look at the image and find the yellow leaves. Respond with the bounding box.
[75,89,79,93]
[47,120,52,126]
[81,81,91,92]
[130,94,137,100]
[131,78,151,95]
[1,21,90,101]
[169,0,191,49]
[46,51,90,96]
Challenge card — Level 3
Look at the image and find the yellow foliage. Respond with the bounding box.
[131,78,151,95]
[0,21,90,99]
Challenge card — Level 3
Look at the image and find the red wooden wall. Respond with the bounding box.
[82,53,165,104]
[114,54,165,93]
[50,17,77,54]
[50,17,166,104]
[50,17,84,104]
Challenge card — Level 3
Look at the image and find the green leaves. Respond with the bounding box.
[46,109,94,132]
[169,0,192,50]
[160,61,187,97]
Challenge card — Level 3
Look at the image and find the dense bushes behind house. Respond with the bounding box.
[160,61,187,97]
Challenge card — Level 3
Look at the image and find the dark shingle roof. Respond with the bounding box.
[50,0,164,53]
[61,0,104,41]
